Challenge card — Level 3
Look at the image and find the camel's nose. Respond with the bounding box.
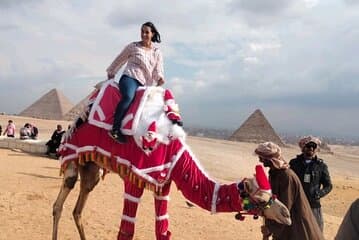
[281,207,292,225]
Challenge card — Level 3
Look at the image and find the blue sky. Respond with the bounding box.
[0,0,358,137]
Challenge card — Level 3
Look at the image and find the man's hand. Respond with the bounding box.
[107,73,115,80]
[157,78,165,86]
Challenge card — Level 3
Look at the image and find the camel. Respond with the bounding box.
[52,81,291,240]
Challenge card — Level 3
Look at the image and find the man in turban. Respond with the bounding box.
[289,136,332,232]
[255,142,324,240]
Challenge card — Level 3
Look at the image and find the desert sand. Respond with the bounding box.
[0,115,358,240]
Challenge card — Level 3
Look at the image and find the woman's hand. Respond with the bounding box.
[107,73,115,80]
[157,78,165,86]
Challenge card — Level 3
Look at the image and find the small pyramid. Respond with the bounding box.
[63,92,93,121]
[229,109,285,146]
[19,88,74,120]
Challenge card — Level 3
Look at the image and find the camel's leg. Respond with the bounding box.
[73,162,100,240]
[52,161,79,240]
[154,183,172,240]
[118,180,144,240]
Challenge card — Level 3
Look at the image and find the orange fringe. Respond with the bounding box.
[60,151,164,194]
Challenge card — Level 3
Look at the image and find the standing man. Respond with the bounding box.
[255,142,324,240]
[289,136,333,232]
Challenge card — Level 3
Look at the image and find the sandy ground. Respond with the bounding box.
[0,115,358,240]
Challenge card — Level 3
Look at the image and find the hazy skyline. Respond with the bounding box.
[0,0,358,138]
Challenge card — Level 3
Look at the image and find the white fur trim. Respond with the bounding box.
[62,143,78,151]
[211,183,220,214]
[154,195,170,201]
[123,193,141,203]
[116,156,131,167]
[139,162,172,174]
[76,146,96,153]
[96,106,106,121]
[156,214,169,221]
[166,146,186,180]
[127,87,152,135]
[121,215,136,223]
[60,153,78,165]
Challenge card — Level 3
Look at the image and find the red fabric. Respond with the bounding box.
[88,82,145,133]
[155,184,171,239]
[60,123,183,188]
[171,151,243,213]
[255,165,271,191]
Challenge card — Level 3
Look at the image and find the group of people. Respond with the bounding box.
[254,136,335,239]
[19,123,38,140]
[1,119,65,157]
[1,120,38,139]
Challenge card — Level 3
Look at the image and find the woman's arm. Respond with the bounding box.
[106,43,132,78]
[153,50,164,85]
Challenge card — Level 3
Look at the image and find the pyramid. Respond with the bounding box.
[63,92,93,121]
[229,109,285,146]
[19,88,74,120]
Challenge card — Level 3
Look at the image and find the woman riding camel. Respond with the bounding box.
[107,21,164,143]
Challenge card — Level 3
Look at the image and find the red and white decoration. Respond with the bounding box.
[59,80,271,240]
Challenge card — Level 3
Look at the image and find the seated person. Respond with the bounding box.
[19,123,32,140]
[30,125,38,139]
[46,124,65,155]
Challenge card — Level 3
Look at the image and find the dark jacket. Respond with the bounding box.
[266,168,324,240]
[289,154,332,208]
[46,130,65,153]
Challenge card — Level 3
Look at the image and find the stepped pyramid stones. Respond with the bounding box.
[19,88,74,120]
[229,109,285,146]
[63,92,92,121]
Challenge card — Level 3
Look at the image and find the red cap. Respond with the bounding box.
[164,89,175,102]
[148,121,157,133]
[255,165,271,191]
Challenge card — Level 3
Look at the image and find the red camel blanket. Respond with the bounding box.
[59,80,186,191]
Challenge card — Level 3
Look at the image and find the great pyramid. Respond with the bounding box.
[229,109,285,146]
[19,88,74,120]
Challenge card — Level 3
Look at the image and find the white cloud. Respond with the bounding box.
[0,0,358,137]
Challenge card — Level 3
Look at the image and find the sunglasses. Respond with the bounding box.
[305,142,317,149]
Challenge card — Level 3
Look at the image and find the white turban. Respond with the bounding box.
[298,136,321,150]
[255,142,288,169]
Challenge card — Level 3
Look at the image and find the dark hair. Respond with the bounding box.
[142,22,161,43]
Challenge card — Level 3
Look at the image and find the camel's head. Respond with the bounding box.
[238,166,291,225]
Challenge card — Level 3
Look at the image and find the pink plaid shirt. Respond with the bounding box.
[107,42,164,86]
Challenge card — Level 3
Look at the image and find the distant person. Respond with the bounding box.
[289,136,333,232]
[0,124,2,135]
[30,124,38,139]
[107,21,165,143]
[19,123,32,140]
[255,142,324,240]
[3,120,15,137]
[335,198,359,240]
[46,124,65,156]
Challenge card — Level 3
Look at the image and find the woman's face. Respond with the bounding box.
[141,25,153,43]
